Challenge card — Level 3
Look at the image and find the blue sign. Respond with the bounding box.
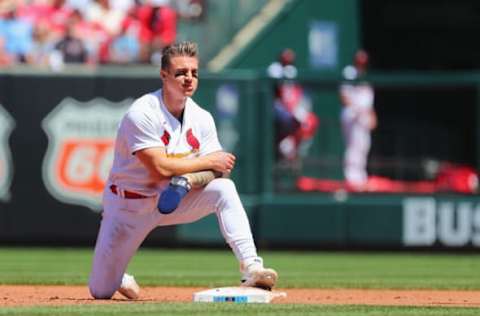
[309,21,338,69]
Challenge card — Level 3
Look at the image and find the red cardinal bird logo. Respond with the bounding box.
[161,130,170,145]
[186,128,200,151]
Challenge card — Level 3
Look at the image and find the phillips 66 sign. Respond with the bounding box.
[42,98,131,211]
[0,104,15,202]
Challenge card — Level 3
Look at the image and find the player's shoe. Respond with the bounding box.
[240,257,278,291]
[118,273,140,299]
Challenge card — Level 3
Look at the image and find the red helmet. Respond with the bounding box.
[354,49,369,70]
[279,48,296,66]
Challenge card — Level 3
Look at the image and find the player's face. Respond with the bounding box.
[161,56,199,98]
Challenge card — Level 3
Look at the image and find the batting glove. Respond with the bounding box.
[158,176,192,214]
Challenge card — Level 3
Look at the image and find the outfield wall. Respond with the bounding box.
[0,69,479,249]
[179,194,480,250]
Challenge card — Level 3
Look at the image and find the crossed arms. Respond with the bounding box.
[136,147,235,187]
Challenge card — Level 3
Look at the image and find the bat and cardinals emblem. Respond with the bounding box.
[161,130,171,145]
[161,128,200,155]
[186,128,200,151]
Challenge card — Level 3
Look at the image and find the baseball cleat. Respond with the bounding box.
[240,257,278,291]
[118,273,140,299]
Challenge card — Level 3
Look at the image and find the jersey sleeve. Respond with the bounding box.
[339,83,353,105]
[364,85,375,108]
[199,113,223,156]
[121,109,165,155]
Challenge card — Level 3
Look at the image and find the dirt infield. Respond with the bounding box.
[1,285,480,307]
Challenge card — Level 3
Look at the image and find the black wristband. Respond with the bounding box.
[170,176,192,191]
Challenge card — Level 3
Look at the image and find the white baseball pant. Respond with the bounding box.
[88,178,258,299]
[341,108,371,186]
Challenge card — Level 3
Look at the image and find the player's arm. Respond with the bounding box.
[339,85,352,107]
[368,109,378,130]
[136,147,235,181]
[182,170,225,189]
[156,169,225,214]
[146,150,233,215]
[339,92,350,107]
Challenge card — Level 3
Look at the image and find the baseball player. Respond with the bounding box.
[268,48,319,161]
[339,50,377,191]
[88,41,277,300]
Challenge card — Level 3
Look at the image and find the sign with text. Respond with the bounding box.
[403,197,480,247]
[42,98,131,211]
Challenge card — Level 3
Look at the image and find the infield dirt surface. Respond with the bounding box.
[1,286,480,307]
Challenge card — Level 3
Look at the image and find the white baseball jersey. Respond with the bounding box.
[340,82,374,116]
[108,89,222,196]
[340,81,375,186]
[340,81,374,133]
[90,90,262,299]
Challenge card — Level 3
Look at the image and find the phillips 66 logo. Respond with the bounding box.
[42,98,131,211]
[0,104,15,202]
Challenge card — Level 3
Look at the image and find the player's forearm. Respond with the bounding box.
[152,155,214,178]
[136,148,213,180]
[183,170,223,189]
[137,147,234,181]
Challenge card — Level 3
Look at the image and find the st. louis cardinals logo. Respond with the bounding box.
[0,104,15,202]
[186,128,200,151]
[161,130,171,145]
[166,128,200,158]
[42,97,131,211]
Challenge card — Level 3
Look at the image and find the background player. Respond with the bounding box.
[88,41,277,299]
[268,48,319,162]
[339,49,377,191]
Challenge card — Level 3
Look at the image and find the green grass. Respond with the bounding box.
[1,248,479,290]
[0,248,479,315]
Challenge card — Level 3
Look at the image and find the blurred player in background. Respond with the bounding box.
[88,41,277,300]
[268,48,319,162]
[339,49,377,191]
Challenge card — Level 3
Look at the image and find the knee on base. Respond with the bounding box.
[89,282,116,300]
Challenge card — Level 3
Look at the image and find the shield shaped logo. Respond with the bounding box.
[0,104,15,202]
[42,97,131,211]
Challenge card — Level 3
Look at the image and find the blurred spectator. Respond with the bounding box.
[85,0,124,36]
[0,3,33,63]
[0,0,178,66]
[69,8,108,63]
[149,0,176,59]
[339,49,377,191]
[268,48,320,162]
[29,19,56,66]
[53,18,88,64]
[18,0,73,38]
[0,35,14,66]
[110,0,134,14]
[46,0,74,36]
[66,0,92,14]
[100,22,140,64]
[134,0,177,63]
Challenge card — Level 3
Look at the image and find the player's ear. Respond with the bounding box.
[160,69,167,80]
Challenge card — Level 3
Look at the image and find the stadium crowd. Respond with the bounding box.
[0,0,181,68]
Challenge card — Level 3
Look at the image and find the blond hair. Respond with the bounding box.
[161,41,198,70]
